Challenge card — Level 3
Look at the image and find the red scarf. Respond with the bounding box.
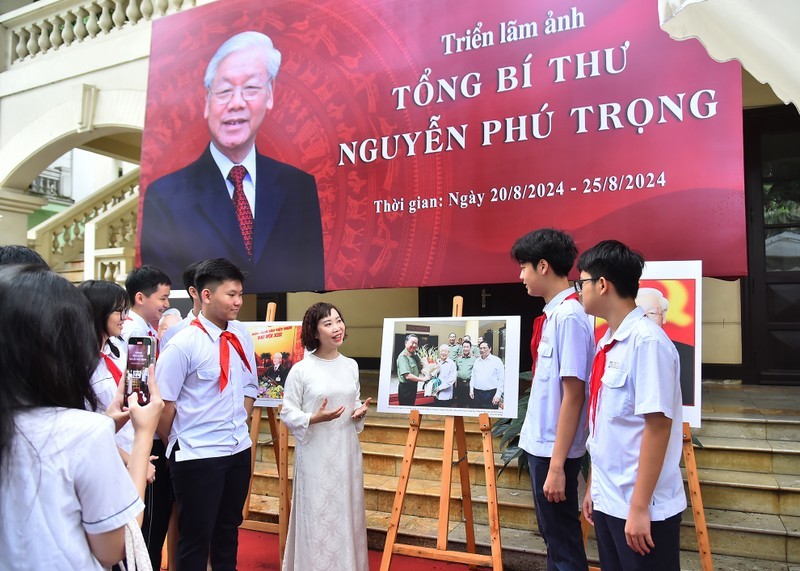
[191,319,252,392]
[588,339,617,434]
[530,292,580,380]
[101,353,123,385]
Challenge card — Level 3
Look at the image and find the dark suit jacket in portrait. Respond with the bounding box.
[140,147,325,293]
[264,364,291,387]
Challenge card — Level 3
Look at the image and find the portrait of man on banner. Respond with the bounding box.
[140,31,324,294]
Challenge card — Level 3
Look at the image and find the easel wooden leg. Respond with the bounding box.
[380,411,423,571]
[454,416,477,562]
[243,407,263,519]
[684,422,713,571]
[437,416,456,550]
[478,413,503,571]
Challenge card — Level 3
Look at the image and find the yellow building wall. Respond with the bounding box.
[287,289,418,358]
[702,277,742,364]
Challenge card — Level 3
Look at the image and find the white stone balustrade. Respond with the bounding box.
[1,0,198,68]
[84,192,139,283]
[27,168,139,273]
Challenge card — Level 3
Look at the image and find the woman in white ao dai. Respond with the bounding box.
[281,302,371,571]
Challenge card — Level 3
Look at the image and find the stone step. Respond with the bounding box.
[256,438,532,491]
[251,463,536,529]
[691,436,800,475]
[681,508,800,563]
[684,467,800,517]
[694,412,800,442]
[246,494,800,569]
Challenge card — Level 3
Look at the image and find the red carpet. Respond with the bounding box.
[238,528,474,570]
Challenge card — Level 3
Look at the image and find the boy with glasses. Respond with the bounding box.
[577,240,685,571]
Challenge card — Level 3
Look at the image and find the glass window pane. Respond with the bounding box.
[761,133,800,226]
[765,226,800,271]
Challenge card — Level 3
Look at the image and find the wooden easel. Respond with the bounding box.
[240,302,291,567]
[380,296,503,570]
[583,422,714,571]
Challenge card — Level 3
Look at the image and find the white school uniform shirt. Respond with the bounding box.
[469,353,505,397]
[0,408,143,571]
[89,345,135,453]
[160,309,198,348]
[587,306,687,521]
[519,288,594,459]
[157,312,258,462]
[435,357,457,400]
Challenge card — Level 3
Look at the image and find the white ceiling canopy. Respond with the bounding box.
[659,0,800,113]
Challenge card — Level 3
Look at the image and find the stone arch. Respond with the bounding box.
[0,89,145,190]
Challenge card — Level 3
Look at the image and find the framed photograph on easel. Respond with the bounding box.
[377,316,521,418]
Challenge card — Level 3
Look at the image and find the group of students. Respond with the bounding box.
[0,232,685,571]
[0,246,372,571]
[513,229,686,571]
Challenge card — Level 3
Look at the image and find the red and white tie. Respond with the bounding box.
[228,165,254,259]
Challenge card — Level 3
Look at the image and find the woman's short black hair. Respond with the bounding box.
[300,302,346,351]
[0,265,99,472]
[78,280,129,348]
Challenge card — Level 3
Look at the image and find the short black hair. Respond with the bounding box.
[182,261,204,295]
[0,245,47,267]
[78,280,129,348]
[510,228,577,277]
[0,266,99,471]
[300,302,346,351]
[194,258,245,294]
[125,265,171,303]
[577,240,644,300]
[462,340,472,348]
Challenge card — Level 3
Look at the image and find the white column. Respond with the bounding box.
[0,188,47,246]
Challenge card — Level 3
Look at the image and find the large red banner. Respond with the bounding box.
[139,0,745,292]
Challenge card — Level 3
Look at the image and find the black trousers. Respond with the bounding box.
[170,447,252,571]
[528,454,587,571]
[398,381,417,405]
[472,388,498,409]
[142,439,173,571]
[593,510,682,571]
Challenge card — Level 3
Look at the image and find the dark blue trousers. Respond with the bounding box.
[528,453,588,571]
[593,510,682,571]
[170,447,251,571]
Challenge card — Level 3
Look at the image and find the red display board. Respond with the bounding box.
[139,0,745,292]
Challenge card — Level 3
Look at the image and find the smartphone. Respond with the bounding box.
[125,336,154,406]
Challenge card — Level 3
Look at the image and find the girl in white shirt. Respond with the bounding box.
[0,265,162,570]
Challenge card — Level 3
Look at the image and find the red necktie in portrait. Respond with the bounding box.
[228,165,254,259]
[588,339,618,434]
[191,319,252,392]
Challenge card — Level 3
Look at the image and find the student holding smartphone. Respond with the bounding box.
[122,265,172,570]
[0,265,163,570]
[79,280,156,483]
[156,258,258,570]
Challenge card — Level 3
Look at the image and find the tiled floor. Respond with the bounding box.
[702,381,800,418]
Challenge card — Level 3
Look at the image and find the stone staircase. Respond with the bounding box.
[246,376,800,571]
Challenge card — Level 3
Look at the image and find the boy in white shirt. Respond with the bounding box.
[511,228,594,570]
[122,264,172,570]
[157,258,258,570]
[577,240,685,571]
